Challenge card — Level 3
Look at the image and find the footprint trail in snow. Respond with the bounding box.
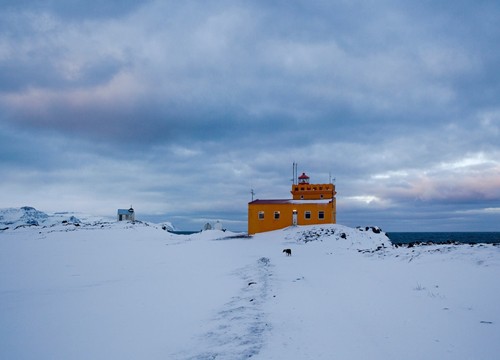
[179,257,273,360]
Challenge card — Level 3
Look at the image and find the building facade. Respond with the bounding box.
[117,207,135,221]
[248,173,336,234]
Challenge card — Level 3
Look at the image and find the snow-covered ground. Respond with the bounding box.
[1,209,499,359]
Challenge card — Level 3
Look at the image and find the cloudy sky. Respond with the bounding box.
[1,0,499,231]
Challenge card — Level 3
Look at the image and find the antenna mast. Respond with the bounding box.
[292,162,298,184]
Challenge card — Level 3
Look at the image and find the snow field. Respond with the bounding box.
[1,223,499,359]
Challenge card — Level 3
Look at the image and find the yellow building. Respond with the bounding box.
[248,172,337,234]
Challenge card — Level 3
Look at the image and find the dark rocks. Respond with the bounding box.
[357,226,383,234]
[299,227,336,243]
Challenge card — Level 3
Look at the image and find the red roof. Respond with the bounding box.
[249,199,291,204]
[298,172,309,179]
[249,199,332,204]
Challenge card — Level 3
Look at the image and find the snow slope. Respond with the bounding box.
[1,218,499,359]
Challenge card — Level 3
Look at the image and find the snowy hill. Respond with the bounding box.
[0,206,179,233]
[0,206,50,229]
[0,206,113,230]
[0,217,499,360]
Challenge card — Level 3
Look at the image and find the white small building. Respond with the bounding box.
[214,220,223,231]
[117,207,135,221]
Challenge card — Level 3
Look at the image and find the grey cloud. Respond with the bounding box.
[2,1,491,142]
[0,56,125,92]
[0,0,152,20]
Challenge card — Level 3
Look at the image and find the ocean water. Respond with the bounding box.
[387,232,500,245]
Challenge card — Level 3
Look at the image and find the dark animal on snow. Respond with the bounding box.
[283,248,292,256]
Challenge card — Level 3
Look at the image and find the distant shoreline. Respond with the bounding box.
[387,232,500,245]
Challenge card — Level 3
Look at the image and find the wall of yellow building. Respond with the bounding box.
[248,200,336,235]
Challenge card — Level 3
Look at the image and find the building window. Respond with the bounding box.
[318,211,325,219]
[258,211,264,220]
[300,195,304,199]
[305,211,311,220]
[274,211,280,220]
[320,194,324,199]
